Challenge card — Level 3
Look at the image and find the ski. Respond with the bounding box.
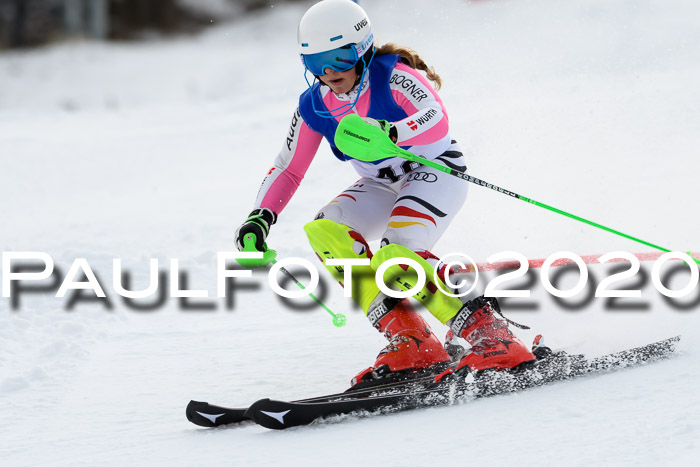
[185,372,440,428]
[187,336,680,430]
[185,401,250,428]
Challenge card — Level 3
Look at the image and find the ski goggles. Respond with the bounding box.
[301,45,359,76]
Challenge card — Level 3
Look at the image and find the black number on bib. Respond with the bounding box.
[377,161,417,183]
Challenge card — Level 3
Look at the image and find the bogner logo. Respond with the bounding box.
[354,19,368,31]
[390,73,429,102]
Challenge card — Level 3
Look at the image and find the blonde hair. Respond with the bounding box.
[375,43,442,90]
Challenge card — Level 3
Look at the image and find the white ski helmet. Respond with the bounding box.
[298,0,374,74]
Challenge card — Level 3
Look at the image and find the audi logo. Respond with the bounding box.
[406,172,438,183]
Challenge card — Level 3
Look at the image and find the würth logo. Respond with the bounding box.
[415,108,438,126]
[407,121,418,131]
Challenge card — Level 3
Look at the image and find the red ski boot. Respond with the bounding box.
[351,296,451,387]
[449,296,536,373]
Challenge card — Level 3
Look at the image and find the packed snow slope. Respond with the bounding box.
[1,0,699,465]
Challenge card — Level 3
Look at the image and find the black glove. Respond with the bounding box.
[362,117,398,144]
[235,208,277,252]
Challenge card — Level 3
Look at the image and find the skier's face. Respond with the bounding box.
[320,67,358,94]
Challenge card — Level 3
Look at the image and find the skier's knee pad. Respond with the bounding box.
[371,243,463,324]
[303,219,378,313]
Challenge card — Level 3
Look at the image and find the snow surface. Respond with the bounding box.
[1,0,699,465]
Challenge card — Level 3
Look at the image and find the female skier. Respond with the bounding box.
[235,0,536,386]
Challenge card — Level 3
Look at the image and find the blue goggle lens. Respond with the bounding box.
[302,45,359,76]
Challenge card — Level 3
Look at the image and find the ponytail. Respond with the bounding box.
[375,43,443,90]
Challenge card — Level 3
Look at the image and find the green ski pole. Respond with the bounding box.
[335,113,699,266]
[239,233,346,327]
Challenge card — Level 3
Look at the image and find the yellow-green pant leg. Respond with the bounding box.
[371,244,462,324]
[304,219,380,315]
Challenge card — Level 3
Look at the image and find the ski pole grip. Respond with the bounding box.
[237,233,277,268]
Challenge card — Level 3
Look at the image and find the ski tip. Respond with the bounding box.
[246,399,297,430]
[186,400,250,428]
[623,335,682,358]
[186,400,215,427]
[243,398,269,424]
[669,335,682,349]
[660,335,682,348]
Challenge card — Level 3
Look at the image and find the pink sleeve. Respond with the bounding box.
[255,110,323,214]
[390,62,450,147]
